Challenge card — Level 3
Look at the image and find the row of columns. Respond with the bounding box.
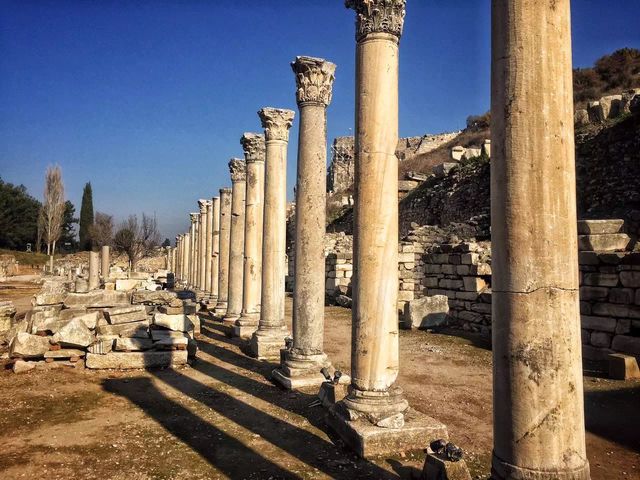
[170,0,590,476]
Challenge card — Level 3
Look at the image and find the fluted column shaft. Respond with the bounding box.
[198,201,208,292]
[251,109,294,359]
[236,133,266,338]
[210,197,221,301]
[490,1,590,479]
[223,159,247,324]
[214,188,232,315]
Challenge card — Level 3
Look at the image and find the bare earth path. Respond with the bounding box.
[0,283,638,479]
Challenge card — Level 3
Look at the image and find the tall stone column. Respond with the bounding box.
[89,251,100,290]
[273,57,338,388]
[183,232,191,286]
[250,108,294,359]
[223,159,246,326]
[328,0,446,458]
[100,245,110,279]
[198,200,209,294]
[210,196,221,303]
[189,213,198,288]
[491,2,590,479]
[176,236,182,280]
[214,188,232,316]
[235,133,266,338]
[204,200,214,299]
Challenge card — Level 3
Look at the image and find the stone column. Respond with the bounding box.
[210,197,221,303]
[189,213,198,288]
[165,246,171,270]
[89,251,100,290]
[328,0,446,459]
[204,200,214,299]
[195,210,202,290]
[214,188,232,316]
[235,133,266,338]
[222,159,246,326]
[491,2,590,479]
[250,108,294,359]
[198,200,209,294]
[272,57,337,388]
[183,232,191,286]
[100,245,110,279]
[176,236,182,280]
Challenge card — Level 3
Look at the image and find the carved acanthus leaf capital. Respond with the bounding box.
[240,133,266,163]
[190,213,199,223]
[291,56,336,107]
[258,108,295,142]
[228,158,247,182]
[198,199,209,213]
[345,0,406,42]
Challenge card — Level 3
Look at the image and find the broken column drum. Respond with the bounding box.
[491,1,590,479]
[223,159,247,325]
[101,245,110,279]
[272,56,337,388]
[235,133,266,338]
[328,0,447,458]
[214,188,232,316]
[209,197,220,302]
[89,251,100,290]
[250,108,294,359]
[198,199,209,294]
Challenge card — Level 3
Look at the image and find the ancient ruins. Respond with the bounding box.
[2,1,640,479]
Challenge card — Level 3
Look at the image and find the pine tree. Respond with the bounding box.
[79,182,94,250]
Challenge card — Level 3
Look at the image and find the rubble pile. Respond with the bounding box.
[2,272,197,374]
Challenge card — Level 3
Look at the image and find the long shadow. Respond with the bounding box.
[200,321,241,348]
[103,376,297,479]
[147,366,399,479]
[584,383,640,452]
[434,328,492,351]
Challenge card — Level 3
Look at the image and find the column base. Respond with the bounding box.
[250,327,289,360]
[222,313,239,327]
[491,453,590,480]
[326,404,448,459]
[212,302,227,318]
[234,312,260,339]
[272,351,349,390]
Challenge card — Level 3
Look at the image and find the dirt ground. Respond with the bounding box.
[0,282,638,479]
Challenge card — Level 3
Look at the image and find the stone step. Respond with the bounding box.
[577,219,625,235]
[578,234,631,252]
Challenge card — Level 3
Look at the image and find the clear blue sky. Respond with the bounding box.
[1,1,639,242]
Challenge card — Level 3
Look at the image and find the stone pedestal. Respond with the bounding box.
[329,0,447,458]
[235,133,266,338]
[223,159,246,327]
[250,108,294,360]
[89,251,100,290]
[491,2,590,479]
[214,188,232,317]
[272,56,337,388]
[101,246,110,279]
[209,197,220,303]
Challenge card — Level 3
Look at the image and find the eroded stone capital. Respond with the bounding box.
[291,56,336,107]
[228,158,247,182]
[345,0,406,42]
[190,213,199,224]
[258,108,295,142]
[240,133,266,163]
[198,199,208,213]
[219,187,232,195]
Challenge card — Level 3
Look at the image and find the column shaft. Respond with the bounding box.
[210,197,221,301]
[100,245,110,279]
[205,201,213,296]
[89,251,100,290]
[491,1,590,478]
[214,189,232,315]
[198,202,208,292]
[223,160,246,324]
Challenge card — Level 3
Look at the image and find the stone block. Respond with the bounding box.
[441,265,455,275]
[85,350,188,369]
[587,101,604,122]
[421,453,472,480]
[455,292,478,301]
[9,333,52,358]
[582,344,613,362]
[398,290,415,302]
[590,331,612,348]
[462,277,486,292]
[115,337,155,351]
[461,253,479,265]
[609,288,635,304]
[581,315,617,333]
[620,271,640,288]
[470,303,491,314]
[96,320,150,338]
[423,277,440,288]
[439,279,463,290]
[608,354,640,380]
[574,108,589,126]
[579,286,609,302]
[64,291,130,309]
[398,252,415,263]
[44,349,85,359]
[578,234,631,252]
[131,290,178,305]
[404,295,449,329]
[115,279,143,291]
[592,303,640,319]
[599,94,622,119]
[582,273,619,287]
[433,163,457,178]
[52,318,95,348]
[153,313,195,332]
[87,339,114,354]
[455,265,470,276]
[611,335,640,356]
[12,360,36,374]
[104,305,148,324]
[150,329,189,341]
[578,251,600,265]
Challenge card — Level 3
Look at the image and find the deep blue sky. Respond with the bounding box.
[1,1,639,242]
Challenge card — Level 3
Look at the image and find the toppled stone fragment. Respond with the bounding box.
[32,280,67,306]
[10,332,51,358]
[405,295,449,329]
[114,337,154,351]
[96,320,150,338]
[87,339,114,354]
[44,349,86,359]
[52,318,95,348]
[85,350,188,369]
[104,305,148,324]
[153,313,194,332]
[131,290,177,306]
[64,291,130,309]
[13,359,36,374]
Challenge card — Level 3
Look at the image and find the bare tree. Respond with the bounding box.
[89,212,114,248]
[39,165,65,271]
[113,213,160,271]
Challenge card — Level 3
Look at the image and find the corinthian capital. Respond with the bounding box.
[240,133,265,163]
[258,108,295,142]
[190,213,199,224]
[345,0,406,42]
[291,56,336,107]
[198,199,208,213]
[228,158,247,182]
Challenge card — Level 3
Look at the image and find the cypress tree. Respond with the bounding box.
[79,182,94,250]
